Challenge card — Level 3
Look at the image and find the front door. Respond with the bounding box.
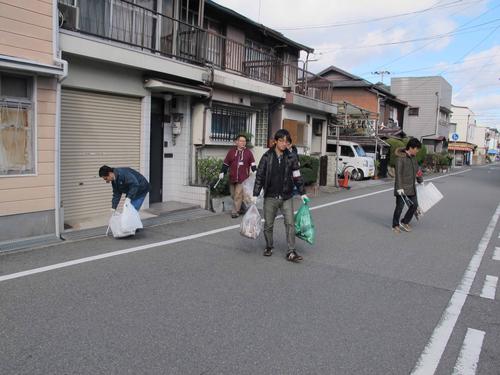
[149,98,164,203]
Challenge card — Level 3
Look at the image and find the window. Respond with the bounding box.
[255,108,268,147]
[0,73,35,176]
[340,145,355,157]
[409,107,419,116]
[210,106,253,143]
[354,145,366,157]
[326,143,337,153]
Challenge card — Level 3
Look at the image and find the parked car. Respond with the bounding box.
[326,140,375,180]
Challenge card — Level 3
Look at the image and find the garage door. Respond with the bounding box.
[61,89,141,223]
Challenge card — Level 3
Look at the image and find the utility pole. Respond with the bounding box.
[372,71,391,84]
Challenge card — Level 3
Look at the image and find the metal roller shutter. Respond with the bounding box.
[61,89,141,223]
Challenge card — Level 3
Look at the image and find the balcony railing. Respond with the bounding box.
[58,0,334,105]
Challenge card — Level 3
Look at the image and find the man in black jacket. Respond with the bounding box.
[392,138,423,233]
[253,129,308,262]
[99,165,150,213]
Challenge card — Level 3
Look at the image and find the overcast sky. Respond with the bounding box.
[213,0,500,129]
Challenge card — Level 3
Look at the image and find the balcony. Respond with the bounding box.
[58,0,334,107]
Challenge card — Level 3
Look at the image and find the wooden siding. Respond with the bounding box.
[0,0,53,65]
[0,76,56,216]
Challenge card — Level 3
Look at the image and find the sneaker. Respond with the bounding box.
[231,213,239,219]
[263,247,273,256]
[286,250,303,262]
[400,223,412,232]
[392,226,401,234]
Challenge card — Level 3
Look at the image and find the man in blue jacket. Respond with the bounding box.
[99,165,150,213]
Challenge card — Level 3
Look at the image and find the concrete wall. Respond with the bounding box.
[391,77,442,140]
[0,0,53,65]
[0,209,55,242]
[62,55,148,97]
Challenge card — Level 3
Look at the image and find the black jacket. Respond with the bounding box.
[111,167,150,209]
[253,148,305,200]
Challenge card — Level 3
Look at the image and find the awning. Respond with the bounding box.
[144,79,211,97]
[487,149,498,155]
[0,55,66,76]
[423,135,446,141]
[448,146,473,152]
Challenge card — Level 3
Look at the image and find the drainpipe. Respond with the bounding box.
[53,0,68,239]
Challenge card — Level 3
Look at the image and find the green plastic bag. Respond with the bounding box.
[294,199,315,245]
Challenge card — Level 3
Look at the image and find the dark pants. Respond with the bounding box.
[263,197,295,251]
[392,195,418,228]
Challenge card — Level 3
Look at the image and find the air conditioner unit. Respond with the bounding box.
[59,3,79,30]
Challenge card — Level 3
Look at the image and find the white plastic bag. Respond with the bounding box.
[121,201,143,232]
[240,204,262,239]
[108,213,135,238]
[416,182,443,213]
[242,174,256,204]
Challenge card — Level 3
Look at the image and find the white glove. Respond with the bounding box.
[125,197,131,205]
[250,196,257,205]
[110,208,117,215]
[397,189,404,195]
[218,172,224,180]
[301,194,309,203]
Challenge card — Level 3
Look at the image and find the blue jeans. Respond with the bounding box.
[131,194,147,211]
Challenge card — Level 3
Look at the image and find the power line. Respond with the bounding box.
[355,2,500,76]
[314,19,499,53]
[275,0,484,30]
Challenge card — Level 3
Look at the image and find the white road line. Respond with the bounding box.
[452,328,485,375]
[480,275,498,300]
[493,247,500,261]
[0,168,472,284]
[411,203,500,375]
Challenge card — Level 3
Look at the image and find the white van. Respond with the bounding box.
[326,140,375,180]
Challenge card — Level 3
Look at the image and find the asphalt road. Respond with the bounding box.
[1,165,499,374]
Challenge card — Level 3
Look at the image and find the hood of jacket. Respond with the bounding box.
[395,147,407,158]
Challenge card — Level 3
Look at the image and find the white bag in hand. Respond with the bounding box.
[416,182,443,213]
[108,213,135,238]
[121,201,143,232]
[242,174,256,205]
[240,204,262,239]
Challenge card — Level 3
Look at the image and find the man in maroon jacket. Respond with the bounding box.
[219,134,256,218]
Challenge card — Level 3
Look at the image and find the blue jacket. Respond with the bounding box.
[111,167,150,209]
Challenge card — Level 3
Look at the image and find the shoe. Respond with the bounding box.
[286,250,303,262]
[263,247,273,256]
[414,208,423,221]
[392,226,401,234]
[231,213,239,218]
[400,223,412,232]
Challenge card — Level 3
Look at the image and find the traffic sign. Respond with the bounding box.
[451,133,459,141]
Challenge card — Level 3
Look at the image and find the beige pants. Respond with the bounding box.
[229,182,243,214]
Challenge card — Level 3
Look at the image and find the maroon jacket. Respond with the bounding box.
[221,147,256,184]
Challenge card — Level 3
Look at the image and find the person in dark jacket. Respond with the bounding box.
[392,138,423,233]
[99,165,150,212]
[253,129,308,262]
[219,134,256,218]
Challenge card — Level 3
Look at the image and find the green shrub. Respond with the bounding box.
[299,155,319,185]
[197,157,230,196]
[386,138,405,168]
[416,146,427,165]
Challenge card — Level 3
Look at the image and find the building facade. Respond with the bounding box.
[0,1,66,242]
[391,76,452,153]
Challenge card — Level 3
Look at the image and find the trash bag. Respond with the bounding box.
[294,201,315,245]
[108,213,136,238]
[242,174,256,204]
[240,204,262,239]
[121,201,143,232]
[416,182,443,213]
